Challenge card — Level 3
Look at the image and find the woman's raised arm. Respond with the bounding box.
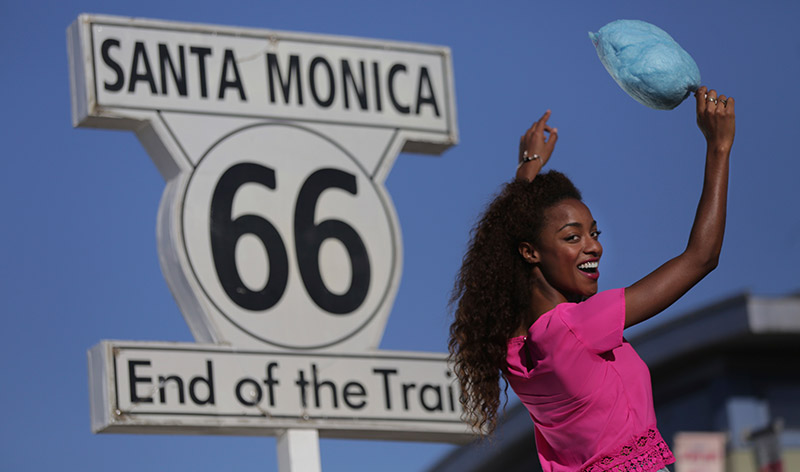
[624,86,736,328]
[517,110,559,181]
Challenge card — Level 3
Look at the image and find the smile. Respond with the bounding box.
[577,261,600,280]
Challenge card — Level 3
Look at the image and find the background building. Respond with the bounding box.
[429,292,800,472]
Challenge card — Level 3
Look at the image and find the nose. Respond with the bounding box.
[585,236,603,257]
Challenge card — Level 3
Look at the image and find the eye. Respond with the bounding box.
[564,234,580,242]
[591,230,602,239]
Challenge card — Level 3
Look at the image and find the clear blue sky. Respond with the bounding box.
[2,1,798,470]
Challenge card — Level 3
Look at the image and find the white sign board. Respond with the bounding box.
[86,24,452,135]
[89,341,466,442]
[69,14,466,443]
[69,14,457,352]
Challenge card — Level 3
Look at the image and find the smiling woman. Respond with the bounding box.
[449,86,735,472]
[517,198,603,315]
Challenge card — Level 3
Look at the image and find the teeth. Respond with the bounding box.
[578,261,598,270]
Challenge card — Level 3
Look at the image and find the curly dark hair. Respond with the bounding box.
[449,170,582,435]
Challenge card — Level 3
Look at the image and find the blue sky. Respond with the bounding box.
[2,1,799,471]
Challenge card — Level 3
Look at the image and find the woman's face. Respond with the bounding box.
[534,198,603,301]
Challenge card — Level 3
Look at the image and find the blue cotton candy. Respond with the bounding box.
[589,20,701,110]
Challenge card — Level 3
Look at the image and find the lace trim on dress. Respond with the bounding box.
[581,429,675,472]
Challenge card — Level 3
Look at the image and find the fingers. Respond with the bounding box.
[698,88,719,122]
[695,86,708,114]
[706,89,718,111]
[531,115,547,142]
[697,87,733,112]
[695,85,736,147]
[519,110,551,154]
[717,94,732,114]
[519,110,554,161]
[526,110,550,139]
[543,124,558,152]
[546,131,558,157]
[537,109,551,125]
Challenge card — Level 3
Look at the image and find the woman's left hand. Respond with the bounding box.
[625,85,734,329]
[517,110,558,181]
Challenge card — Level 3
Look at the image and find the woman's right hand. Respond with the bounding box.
[696,86,735,152]
[516,110,558,181]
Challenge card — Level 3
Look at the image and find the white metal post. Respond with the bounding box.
[277,428,322,472]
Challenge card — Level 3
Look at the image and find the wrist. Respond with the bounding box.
[516,159,543,181]
[706,142,732,156]
[517,158,542,168]
[518,151,542,168]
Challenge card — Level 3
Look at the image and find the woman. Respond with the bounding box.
[449,86,735,472]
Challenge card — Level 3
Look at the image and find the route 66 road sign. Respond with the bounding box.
[68,14,458,352]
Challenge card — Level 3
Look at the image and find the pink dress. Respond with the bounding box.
[506,289,675,472]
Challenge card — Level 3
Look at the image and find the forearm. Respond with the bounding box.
[515,159,545,181]
[626,150,729,328]
[684,145,730,270]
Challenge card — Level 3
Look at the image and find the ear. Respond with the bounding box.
[518,242,540,264]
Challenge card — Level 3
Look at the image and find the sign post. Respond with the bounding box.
[278,429,321,472]
[69,14,463,470]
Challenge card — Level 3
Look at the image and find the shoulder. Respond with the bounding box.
[576,288,625,311]
[560,288,626,354]
[561,288,625,321]
[518,289,626,350]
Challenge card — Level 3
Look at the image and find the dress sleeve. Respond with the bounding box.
[560,288,626,354]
